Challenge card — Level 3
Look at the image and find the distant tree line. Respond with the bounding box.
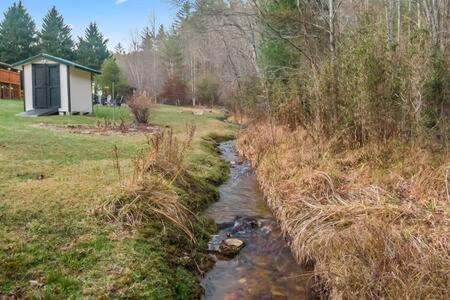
[114,2,225,106]
[0,1,109,70]
[157,0,449,147]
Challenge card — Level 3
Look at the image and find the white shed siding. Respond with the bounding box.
[59,65,69,112]
[69,67,92,113]
[23,64,33,111]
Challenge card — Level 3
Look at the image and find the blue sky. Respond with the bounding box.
[0,0,177,50]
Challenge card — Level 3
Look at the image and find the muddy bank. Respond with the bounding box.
[201,141,308,299]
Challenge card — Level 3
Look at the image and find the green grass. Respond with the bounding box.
[0,100,237,298]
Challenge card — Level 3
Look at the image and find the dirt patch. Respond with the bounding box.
[32,122,161,136]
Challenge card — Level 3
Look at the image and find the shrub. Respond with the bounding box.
[160,75,189,106]
[128,94,152,124]
[195,73,219,107]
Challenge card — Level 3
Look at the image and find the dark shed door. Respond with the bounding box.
[32,64,60,109]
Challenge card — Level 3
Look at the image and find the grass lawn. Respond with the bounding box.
[0,99,236,298]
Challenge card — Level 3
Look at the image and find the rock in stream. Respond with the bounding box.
[219,238,245,258]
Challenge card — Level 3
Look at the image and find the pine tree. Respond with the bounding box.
[114,43,125,55]
[97,57,129,95]
[39,6,74,59]
[75,22,110,70]
[172,2,191,32]
[156,25,167,50]
[160,34,184,77]
[141,27,155,51]
[0,1,38,63]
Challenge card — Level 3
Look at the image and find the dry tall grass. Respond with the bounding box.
[102,125,198,242]
[237,122,450,299]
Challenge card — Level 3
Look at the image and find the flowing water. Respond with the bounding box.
[201,141,308,300]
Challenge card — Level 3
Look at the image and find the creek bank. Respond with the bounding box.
[236,123,450,299]
[103,136,234,299]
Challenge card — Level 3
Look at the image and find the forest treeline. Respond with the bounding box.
[121,0,448,147]
[0,1,109,70]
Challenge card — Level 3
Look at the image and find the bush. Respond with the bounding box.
[127,94,152,124]
[160,75,189,106]
[195,73,219,106]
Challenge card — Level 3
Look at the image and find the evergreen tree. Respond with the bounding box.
[114,43,125,55]
[97,57,129,95]
[98,57,121,87]
[159,34,184,77]
[156,25,167,50]
[39,6,74,59]
[172,2,191,32]
[0,1,38,63]
[75,22,110,70]
[141,26,155,51]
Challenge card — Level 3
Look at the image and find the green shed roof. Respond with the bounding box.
[0,61,13,69]
[12,53,101,74]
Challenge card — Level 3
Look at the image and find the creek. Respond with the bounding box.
[201,141,308,299]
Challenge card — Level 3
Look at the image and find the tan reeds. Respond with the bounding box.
[102,124,198,242]
[237,122,450,299]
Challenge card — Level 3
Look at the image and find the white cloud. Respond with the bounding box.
[115,0,128,4]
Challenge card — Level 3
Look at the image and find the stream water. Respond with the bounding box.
[201,141,308,300]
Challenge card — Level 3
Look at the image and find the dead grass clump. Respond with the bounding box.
[237,122,450,299]
[102,125,197,242]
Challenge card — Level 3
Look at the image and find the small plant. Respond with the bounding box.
[128,94,152,124]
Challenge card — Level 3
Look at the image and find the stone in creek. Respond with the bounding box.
[217,221,235,230]
[230,159,244,166]
[199,254,217,273]
[230,216,263,234]
[238,278,247,284]
[219,238,245,258]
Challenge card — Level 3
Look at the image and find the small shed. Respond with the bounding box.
[12,53,101,115]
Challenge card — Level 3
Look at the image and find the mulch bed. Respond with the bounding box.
[32,122,160,136]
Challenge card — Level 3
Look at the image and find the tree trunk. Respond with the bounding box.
[418,0,421,29]
[329,0,336,54]
[397,0,402,45]
[386,0,395,44]
[329,0,339,129]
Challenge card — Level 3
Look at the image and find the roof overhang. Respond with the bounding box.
[12,53,101,75]
[0,61,19,71]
